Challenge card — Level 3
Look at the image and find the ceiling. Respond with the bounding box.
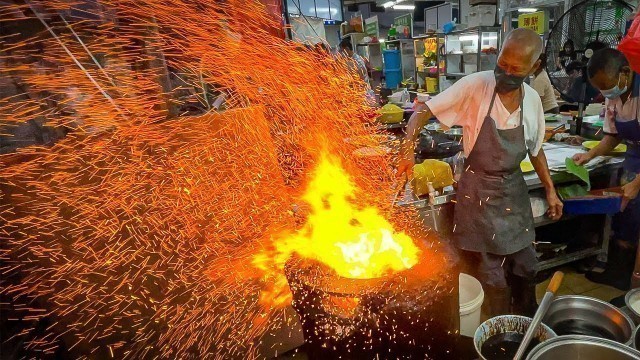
[342,0,422,7]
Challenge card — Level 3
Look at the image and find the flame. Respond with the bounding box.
[276,153,420,279]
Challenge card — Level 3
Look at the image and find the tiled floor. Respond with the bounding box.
[535,267,626,303]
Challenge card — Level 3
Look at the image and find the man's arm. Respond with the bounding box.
[530,147,563,220]
[397,103,433,179]
[396,72,475,178]
[573,134,621,165]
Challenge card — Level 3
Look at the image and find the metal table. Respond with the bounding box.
[399,143,625,271]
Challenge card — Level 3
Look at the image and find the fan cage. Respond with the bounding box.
[545,0,633,103]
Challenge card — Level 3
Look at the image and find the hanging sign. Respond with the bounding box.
[393,13,413,39]
[518,11,548,35]
[365,15,379,37]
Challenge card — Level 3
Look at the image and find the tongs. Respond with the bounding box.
[390,173,440,232]
[390,173,410,211]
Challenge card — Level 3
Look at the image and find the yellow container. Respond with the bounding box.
[426,78,438,93]
[378,104,404,124]
[413,159,454,196]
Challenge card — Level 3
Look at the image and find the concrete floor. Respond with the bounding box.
[535,267,626,303]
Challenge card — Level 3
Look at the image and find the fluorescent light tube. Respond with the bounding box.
[393,5,415,10]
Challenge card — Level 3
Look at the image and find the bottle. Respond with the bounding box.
[388,25,397,41]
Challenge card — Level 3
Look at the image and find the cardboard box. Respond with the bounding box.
[468,5,497,27]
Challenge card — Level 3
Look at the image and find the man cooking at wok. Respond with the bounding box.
[397,28,563,317]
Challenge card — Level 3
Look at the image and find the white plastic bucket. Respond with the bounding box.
[459,273,484,337]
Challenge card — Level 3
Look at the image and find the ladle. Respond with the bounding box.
[513,271,564,360]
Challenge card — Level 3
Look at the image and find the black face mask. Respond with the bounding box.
[494,65,527,93]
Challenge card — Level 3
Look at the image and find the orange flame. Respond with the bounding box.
[267,153,420,280]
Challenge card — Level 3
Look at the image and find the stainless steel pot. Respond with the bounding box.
[625,288,640,320]
[526,335,640,360]
[444,127,463,141]
[542,295,635,345]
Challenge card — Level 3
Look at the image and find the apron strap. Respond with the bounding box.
[519,86,525,127]
[487,88,498,118]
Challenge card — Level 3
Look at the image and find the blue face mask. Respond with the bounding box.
[600,73,628,99]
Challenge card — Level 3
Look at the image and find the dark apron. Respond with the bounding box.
[615,73,640,174]
[453,88,535,255]
[612,73,640,243]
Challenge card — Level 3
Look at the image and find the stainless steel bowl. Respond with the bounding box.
[625,288,640,319]
[444,127,463,141]
[526,335,640,360]
[633,325,640,350]
[542,295,635,345]
[474,315,557,360]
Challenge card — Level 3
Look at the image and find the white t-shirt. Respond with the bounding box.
[603,74,639,135]
[530,70,559,113]
[427,71,545,157]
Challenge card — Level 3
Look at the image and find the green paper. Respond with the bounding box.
[565,157,591,191]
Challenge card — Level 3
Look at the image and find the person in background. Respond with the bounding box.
[397,28,563,317]
[338,39,376,103]
[530,53,559,114]
[563,60,603,106]
[338,39,370,83]
[557,39,577,70]
[573,48,640,291]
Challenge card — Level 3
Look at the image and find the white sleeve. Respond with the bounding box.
[544,75,554,101]
[426,74,475,128]
[528,96,545,157]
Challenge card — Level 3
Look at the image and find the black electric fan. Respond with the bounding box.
[545,0,633,133]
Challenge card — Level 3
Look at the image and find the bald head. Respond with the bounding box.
[502,28,543,67]
[495,28,543,82]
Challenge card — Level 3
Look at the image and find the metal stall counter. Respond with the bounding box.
[398,141,625,271]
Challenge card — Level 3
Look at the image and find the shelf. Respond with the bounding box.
[447,26,501,36]
[356,43,382,47]
[413,34,443,40]
[444,73,468,77]
[445,52,498,56]
[533,214,577,228]
[385,38,413,43]
[538,246,604,271]
[341,32,365,40]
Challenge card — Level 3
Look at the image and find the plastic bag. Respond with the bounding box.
[618,13,640,74]
[412,159,454,196]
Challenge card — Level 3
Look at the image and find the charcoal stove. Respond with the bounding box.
[285,243,460,360]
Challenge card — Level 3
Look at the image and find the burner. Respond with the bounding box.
[285,243,460,359]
